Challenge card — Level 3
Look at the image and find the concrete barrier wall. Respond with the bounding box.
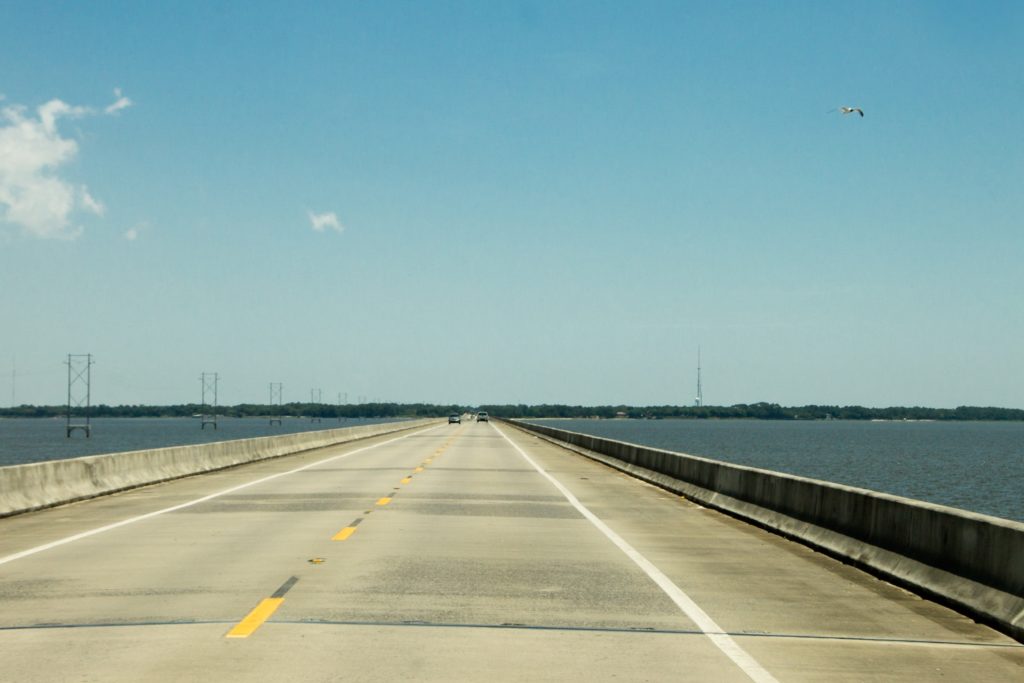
[508,419,1024,642]
[0,419,438,518]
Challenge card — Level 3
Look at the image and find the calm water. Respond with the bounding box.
[2,417,1020,523]
[0,416,407,468]
[529,419,1023,522]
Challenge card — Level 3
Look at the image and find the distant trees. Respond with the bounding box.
[0,402,466,420]
[478,403,1024,421]
[1,403,1022,421]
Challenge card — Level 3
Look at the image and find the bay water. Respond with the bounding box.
[0,416,406,468]
[528,419,1023,522]
[2,416,1020,523]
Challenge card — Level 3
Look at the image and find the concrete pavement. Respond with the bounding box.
[1,420,1021,681]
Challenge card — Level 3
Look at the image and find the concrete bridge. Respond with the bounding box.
[1,419,1021,681]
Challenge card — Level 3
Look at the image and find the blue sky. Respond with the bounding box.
[1,1,1022,408]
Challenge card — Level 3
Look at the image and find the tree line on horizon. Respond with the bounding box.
[477,403,1024,421]
[1,402,1022,421]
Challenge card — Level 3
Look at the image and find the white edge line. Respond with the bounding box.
[493,422,780,683]
[0,424,442,567]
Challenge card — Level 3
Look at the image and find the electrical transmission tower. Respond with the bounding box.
[65,353,93,438]
[200,372,219,429]
[310,388,322,423]
[269,382,283,425]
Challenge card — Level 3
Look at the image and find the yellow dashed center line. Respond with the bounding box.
[226,597,284,638]
[234,431,473,639]
[327,433,459,543]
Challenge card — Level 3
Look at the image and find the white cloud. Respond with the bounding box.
[38,99,90,130]
[104,88,133,115]
[81,187,105,216]
[308,210,343,234]
[123,221,147,241]
[0,94,125,240]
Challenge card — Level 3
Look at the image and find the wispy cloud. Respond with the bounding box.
[0,91,130,240]
[81,187,105,216]
[104,88,133,115]
[308,210,343,234]
[123,221,147,241]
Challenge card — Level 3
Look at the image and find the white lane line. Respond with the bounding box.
[493,423,780,683]
[0,425,442,567]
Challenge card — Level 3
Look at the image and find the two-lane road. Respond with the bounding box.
[1,421,1021,681]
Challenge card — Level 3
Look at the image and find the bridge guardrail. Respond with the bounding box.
[505,418,1024,643]
[0,419,440,518]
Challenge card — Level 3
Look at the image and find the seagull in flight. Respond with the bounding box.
[839,106,864,117]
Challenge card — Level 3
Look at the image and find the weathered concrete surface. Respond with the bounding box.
[0,421,1021,681]
[0,418,437,517]
[507,419,1024,643]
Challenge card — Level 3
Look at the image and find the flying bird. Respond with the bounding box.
[839,106,864,117]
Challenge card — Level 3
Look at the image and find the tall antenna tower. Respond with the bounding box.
[65,353,93,437]
[200,372,218,430]
[694,347,703,407]
[269,382,283,425]
[310,388,322,423]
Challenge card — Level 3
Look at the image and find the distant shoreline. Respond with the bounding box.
[2,403,1022,421]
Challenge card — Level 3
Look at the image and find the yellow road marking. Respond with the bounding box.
[414,467,424,473]
[376,497,392,506]
[332,527,357,541]
[401,477,412,484]
[226,597,284,638]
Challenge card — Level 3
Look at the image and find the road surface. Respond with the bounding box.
[1,420,1021,681]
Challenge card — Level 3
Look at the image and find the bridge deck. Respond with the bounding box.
[1,421,1020,681]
